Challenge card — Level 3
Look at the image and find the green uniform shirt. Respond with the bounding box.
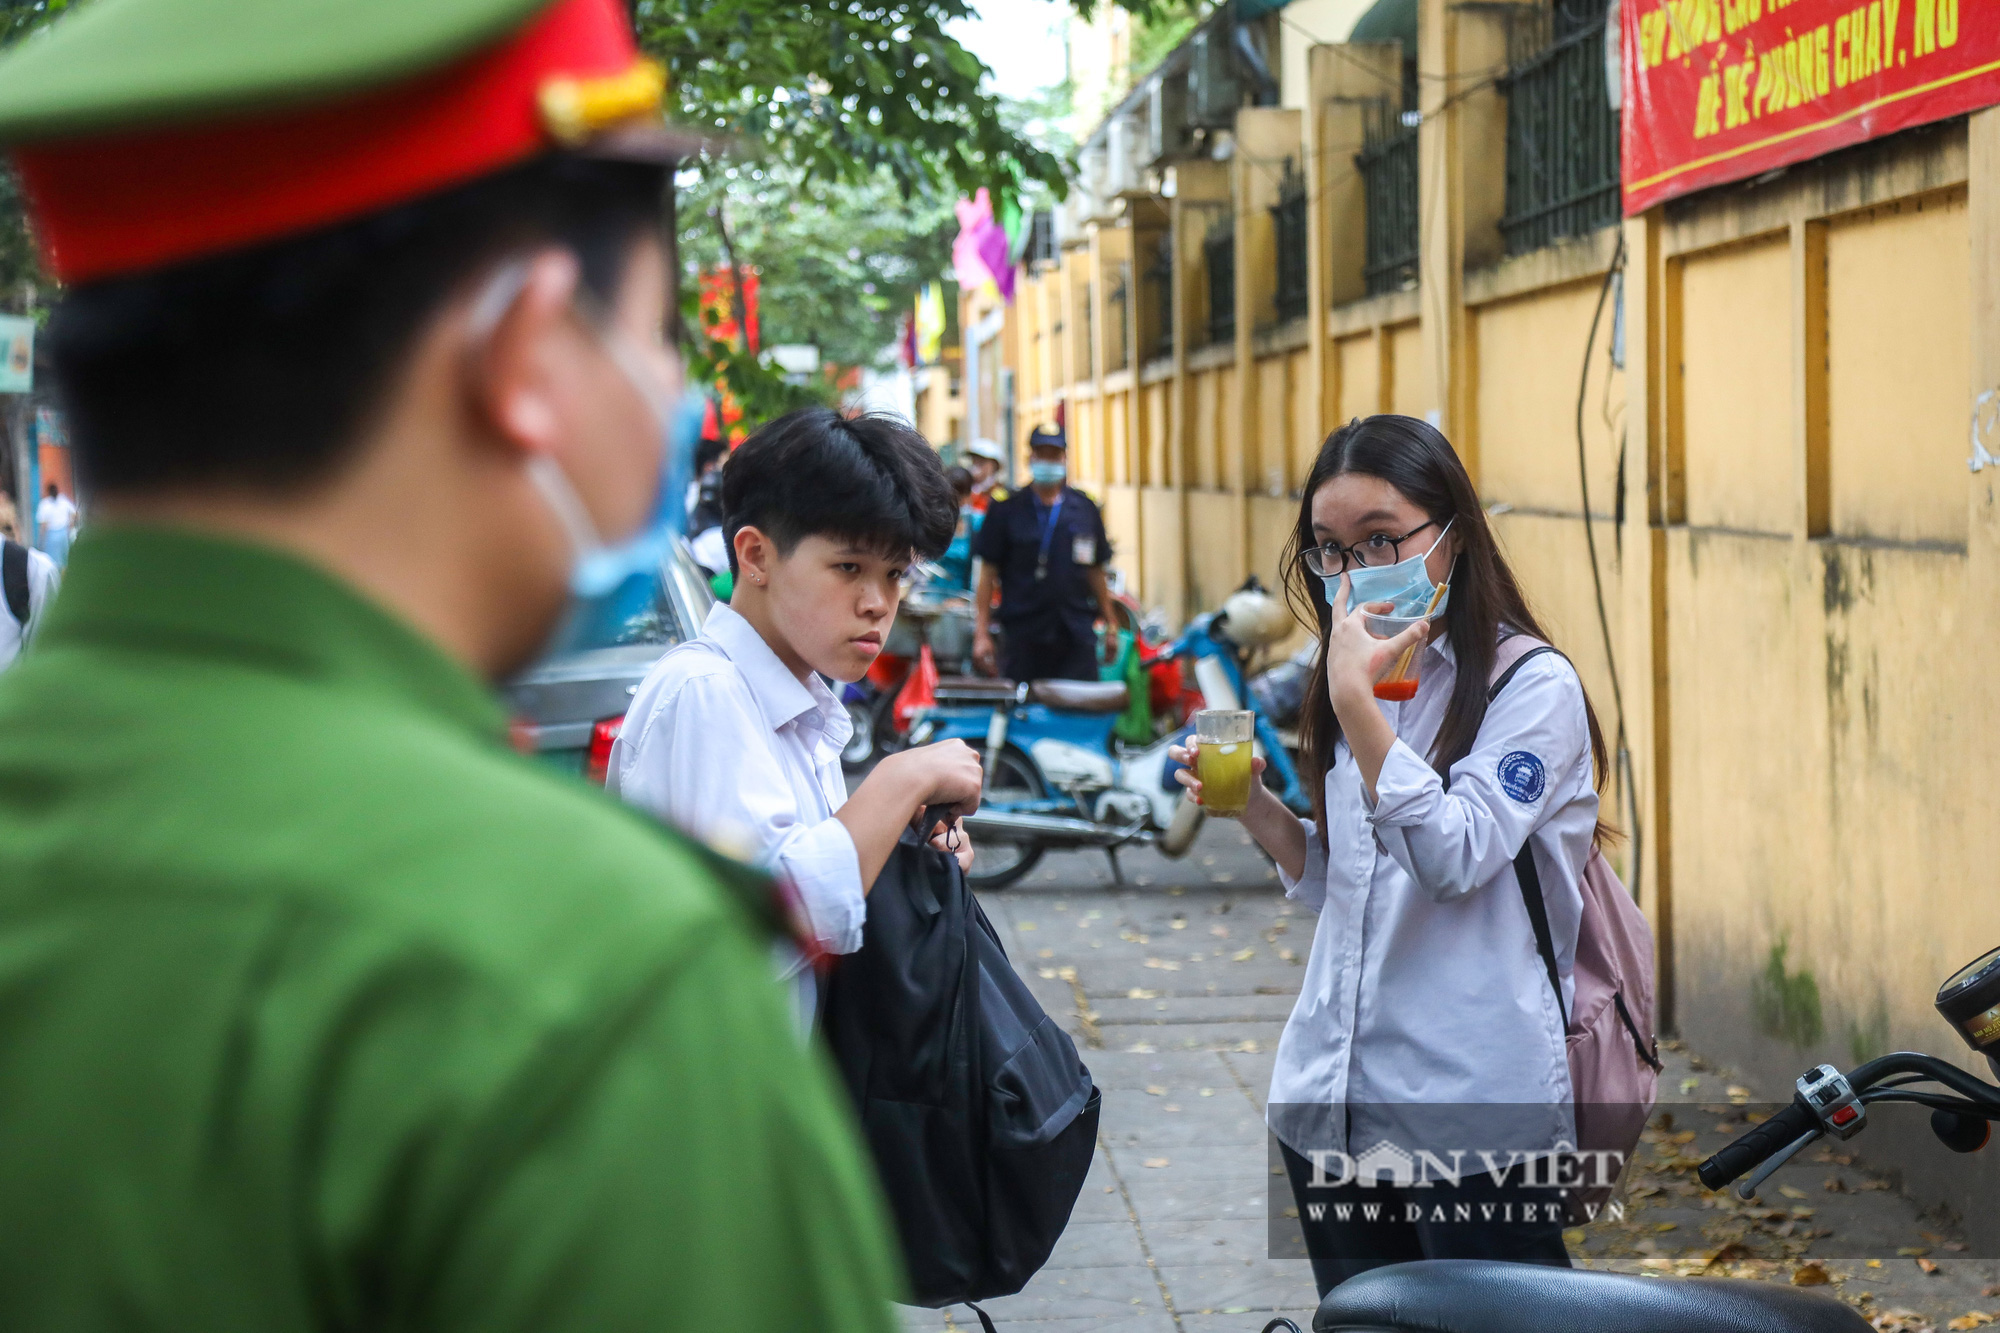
[0,526,903,1330]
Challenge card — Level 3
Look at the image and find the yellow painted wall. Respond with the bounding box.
[1677,235,1795,534]
[1825,191,1970,544]
[1140,486,1186,622]
[1185,491,1246,614]
[1474,282,1624,518]
[1388,321,1425,417]
[1193,369,1223,490]
[1256,356,1290,497]
[1336,332,1379,424]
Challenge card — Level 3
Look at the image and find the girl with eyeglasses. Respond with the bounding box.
[1170,414,1615,1293]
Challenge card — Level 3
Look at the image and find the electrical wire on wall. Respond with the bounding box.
[1577,230,1643,902]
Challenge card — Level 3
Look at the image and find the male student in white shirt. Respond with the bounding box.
[610,408,982,1023]
[0,536,59,671]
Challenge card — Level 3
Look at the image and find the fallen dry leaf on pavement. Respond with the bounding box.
[1947,1315,1995,1331]
[1127,988,1160,999]
[1792,1260,1831,1286]
[1143,1157,1170,1168]
[1779,1184,1809,1199]
[1230,948,1256,962]
[1143,957,1180,971]
[1918,1257,1942,1276]
[1145,1085,1167,1095]
[1873,1312,1935,1333]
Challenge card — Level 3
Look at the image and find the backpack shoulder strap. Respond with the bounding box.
[1489,641,1562,703]
[1491,637,1568,1028]
[2,540,28,628]
[1512,842,1567,1030]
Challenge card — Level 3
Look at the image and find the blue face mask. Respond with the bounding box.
[1324,517,1455,620]
[473,259,702,655]
[1029,460,1067,486]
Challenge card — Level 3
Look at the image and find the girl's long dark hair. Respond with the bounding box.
[1281,415,1611,841]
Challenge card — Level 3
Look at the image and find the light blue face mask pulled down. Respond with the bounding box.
[1029,460,1067,486]
[471,258,703,655]
[1322,517,1455,622]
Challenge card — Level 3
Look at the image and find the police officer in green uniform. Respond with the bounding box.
[0,0,903,1326]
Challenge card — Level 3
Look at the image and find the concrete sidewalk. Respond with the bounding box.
[897,815,2000,1333]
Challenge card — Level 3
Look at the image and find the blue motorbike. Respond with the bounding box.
[909,580,1310,889]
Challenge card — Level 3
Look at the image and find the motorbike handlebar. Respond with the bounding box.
[1695,1097,1816,1191]
[1696,1052,2000,1191]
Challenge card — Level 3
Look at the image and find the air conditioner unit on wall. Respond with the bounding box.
[1147,71,1191,163]
[1188,27,1242,129]
[1104,113,1145,198]
[1078,139,1113,221]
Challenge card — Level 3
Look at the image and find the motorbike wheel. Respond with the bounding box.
[965,748,1047,891]
[840,700,876,769]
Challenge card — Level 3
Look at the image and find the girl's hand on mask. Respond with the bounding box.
[1323,574,1429,711]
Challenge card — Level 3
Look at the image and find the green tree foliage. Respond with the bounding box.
[637,0,1067,205]
[0,0,73,313]
[680,165,954,371]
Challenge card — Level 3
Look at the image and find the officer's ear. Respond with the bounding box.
[460,249,584,461]
[733,524,778,589]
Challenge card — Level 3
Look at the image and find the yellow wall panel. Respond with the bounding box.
[1389,322,1425,418]
[1826,193,1970,544]
[1679,235,1794,534]
[1102,483,1141,596]
[1336,333,1379,424]
[1139,486,1187,625]
[1475,282,1625,516]
[1185,491,1245,614]
[1144,381,1169,486]
[1289,349,1318,490]
[1256,356,1289,497]
[1193,369,1221,491]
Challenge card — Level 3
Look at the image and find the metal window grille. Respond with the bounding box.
[1357,99,1420,296]
[1025,209,1057,265]
[1107,263,1131,370]
[1272,157,1309,324]
[1500,0,1621,255]
[1145,231,1174,361]
[1204,212,1236,345]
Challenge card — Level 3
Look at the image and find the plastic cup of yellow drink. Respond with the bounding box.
[1194,709,1256,816]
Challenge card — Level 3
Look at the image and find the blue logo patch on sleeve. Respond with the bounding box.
[1497,751,1546,804]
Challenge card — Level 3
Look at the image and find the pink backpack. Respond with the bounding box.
[1489,636,1662,1213]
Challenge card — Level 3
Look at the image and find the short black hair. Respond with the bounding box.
[50,152,668,498]
[944,465,973,499]
[722,409,955,576]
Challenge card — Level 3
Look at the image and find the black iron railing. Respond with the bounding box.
[1500,0,1621,255]
[1204,212,1236,345]
[1272,157,1308,324]
[1145,231,1174,361]
[1357,99,1420,296]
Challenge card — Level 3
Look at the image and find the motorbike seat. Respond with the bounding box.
[1314,1260,1870,1333]
[1027,679,1130,713]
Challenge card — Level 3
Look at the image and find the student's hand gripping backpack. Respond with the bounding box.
[1488,637,1663,1218]
[820,819,1100,1322]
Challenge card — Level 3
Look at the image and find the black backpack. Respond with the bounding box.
[3,540,29,628]
[821,823,1100,1321]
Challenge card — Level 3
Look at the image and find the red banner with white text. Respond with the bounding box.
[1622,0,2000,213]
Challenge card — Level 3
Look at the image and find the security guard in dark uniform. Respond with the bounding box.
[971,424,1120,682]
[0,0,901,1326]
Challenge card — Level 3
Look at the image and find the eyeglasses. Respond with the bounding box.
[1300,519,1443,577]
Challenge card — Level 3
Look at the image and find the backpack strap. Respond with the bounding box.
[1511,841,1568,1031]
[1490,642,1567,1029]
[2,540,28,628]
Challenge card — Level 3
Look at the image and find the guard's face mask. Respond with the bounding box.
[470,259,702,655]
[1029,460,1067,486]
[1325,517,1456,622]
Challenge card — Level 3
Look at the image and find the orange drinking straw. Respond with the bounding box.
[1373,581,1447,702]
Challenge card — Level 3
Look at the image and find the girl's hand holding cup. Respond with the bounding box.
[1323,574,1430,711]
[1168,733,1268,819]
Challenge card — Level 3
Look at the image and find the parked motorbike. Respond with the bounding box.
[908,579,1309,889]
[1262,946,2000,1332]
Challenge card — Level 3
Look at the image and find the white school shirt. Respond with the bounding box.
[607,604,866,1024]
[1266,633,1597,1162]
[0,543,59,672]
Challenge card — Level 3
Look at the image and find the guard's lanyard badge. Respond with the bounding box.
[1033,493,1065,582]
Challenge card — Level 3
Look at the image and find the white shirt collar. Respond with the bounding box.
[700,603,838,735]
